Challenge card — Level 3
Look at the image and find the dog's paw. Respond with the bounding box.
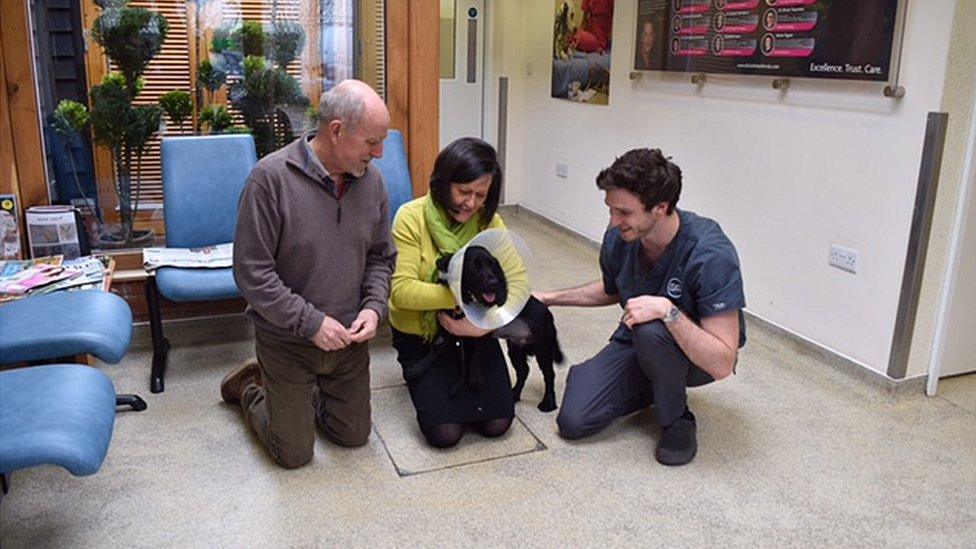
[537,398,558,413]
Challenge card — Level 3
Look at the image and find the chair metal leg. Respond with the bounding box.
[116,394,148,411]
[1,473,9,495]
[145,277,170,394]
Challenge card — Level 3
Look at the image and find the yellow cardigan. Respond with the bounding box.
[388,197,527,336]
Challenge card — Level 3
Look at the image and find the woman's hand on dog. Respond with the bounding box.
[438,311,492,338]
[621,295,671,329]
[348,309,380,343]
[312,315,353,351]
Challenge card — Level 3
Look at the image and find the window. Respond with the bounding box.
[32,0,386,251]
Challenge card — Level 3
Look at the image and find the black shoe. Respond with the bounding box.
[656,409,697,466]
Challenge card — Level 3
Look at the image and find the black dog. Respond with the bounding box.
[438,246,565,412]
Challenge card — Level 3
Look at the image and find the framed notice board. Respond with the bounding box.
[634,0,901,82]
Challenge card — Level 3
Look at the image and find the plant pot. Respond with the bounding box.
[95,227,156,250]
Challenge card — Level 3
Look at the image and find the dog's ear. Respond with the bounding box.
[459,252,474,302]
[490,255,508,306]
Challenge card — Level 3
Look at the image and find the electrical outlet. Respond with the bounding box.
[556,162,568,178]
[830,244,859,273]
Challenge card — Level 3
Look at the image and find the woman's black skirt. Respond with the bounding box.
[391,326,514,428]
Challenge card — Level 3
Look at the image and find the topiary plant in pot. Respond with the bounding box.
[160,90,193,130]
[84,0,168,248]
[205,18,309,158]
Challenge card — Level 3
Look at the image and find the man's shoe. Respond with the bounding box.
[656,409,697,466]
[220,359,262,405]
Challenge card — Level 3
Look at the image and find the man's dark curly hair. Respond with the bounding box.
[596,148,682,214]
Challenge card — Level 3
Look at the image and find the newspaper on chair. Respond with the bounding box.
[142,243,233,272]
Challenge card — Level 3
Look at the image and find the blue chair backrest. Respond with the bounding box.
[373,129,413,223]
[161,134,257,248]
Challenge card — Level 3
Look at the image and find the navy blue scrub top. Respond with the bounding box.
[600,209,747,348]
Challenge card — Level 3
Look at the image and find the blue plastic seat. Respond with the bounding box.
[154,267,240,302]
[0,291,146,491]
[0,290,132,364]
[146,134,257,393]
[374,129,413,222]
[0,365,116,477]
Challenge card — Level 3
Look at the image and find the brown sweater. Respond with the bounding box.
[233,134,397,342]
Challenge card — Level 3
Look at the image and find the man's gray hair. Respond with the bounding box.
[318,85,366,131]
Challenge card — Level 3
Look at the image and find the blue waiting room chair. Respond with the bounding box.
[373,129,413,222]
[146,130,411,393]
[0,290,147,494]
[146,134,257,393]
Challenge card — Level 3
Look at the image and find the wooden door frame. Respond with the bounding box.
[387,0,438,197]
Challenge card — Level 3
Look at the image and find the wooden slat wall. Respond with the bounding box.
[359,0,386,101]
[373,0,386,100]
[1,0,49,213]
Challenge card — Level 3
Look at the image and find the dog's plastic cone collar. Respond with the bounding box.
[446,228,532,329]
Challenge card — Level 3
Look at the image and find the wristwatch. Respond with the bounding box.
[662,304,680,325]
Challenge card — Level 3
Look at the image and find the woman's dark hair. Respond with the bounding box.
[429,137,503,227]
[596,148,682,214]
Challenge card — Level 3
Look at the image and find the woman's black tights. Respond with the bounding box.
[420,417,513,448]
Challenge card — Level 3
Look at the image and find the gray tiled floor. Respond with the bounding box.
[371,385,544,476]
[1,209,974,547]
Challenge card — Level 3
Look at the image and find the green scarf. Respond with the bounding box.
[421,193,483,341]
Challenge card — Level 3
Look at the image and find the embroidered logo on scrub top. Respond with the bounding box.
[666,277,683,299]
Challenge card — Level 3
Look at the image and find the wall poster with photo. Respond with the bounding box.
[634,0,900,82]
[551,0,615,105]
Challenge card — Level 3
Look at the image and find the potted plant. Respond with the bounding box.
[198,104,233,134]
[75,0,169,248]
[197,58,227,105]
[160,90,193,131]
[207,19,309,157]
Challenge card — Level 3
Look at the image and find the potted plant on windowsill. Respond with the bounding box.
[79,0,169,249]
[206,18,310,157]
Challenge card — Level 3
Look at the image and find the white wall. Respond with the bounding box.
[489,0,957,376]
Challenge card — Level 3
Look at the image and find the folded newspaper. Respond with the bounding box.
[142,243,233,271]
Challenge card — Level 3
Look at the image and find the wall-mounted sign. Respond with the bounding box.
[634,0,899,81]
